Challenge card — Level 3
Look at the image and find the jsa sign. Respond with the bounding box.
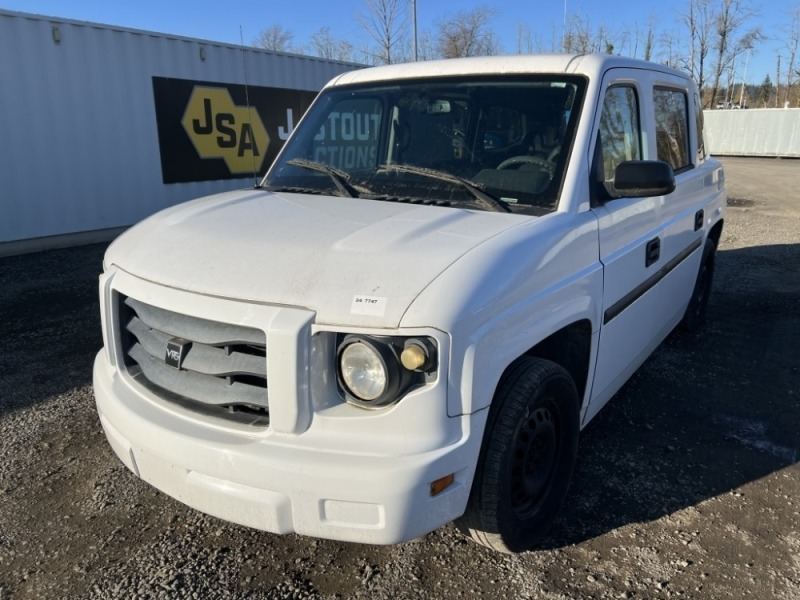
[153,77,316,184]
[182,87,270,175]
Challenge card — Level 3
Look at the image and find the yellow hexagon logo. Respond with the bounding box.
[181,86,270,175]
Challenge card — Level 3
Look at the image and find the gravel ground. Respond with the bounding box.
[0,156,798,599]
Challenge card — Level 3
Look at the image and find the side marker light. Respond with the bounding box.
[430,473,455,497]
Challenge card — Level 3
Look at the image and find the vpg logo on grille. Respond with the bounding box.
[165,338,192,370]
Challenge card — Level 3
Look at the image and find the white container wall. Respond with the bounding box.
[704,108,800,158]
[0,10,357,247]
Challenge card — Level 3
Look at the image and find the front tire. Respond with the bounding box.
[458,357,580,553]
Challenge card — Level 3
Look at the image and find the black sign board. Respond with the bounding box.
[152,77,317,184]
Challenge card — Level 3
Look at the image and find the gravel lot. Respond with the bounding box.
[0,156,798,599]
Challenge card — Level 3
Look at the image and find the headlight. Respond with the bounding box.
[336,334,437,409]
[339,341,388,401]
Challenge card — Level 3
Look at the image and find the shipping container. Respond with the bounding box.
[703,108,800,158]
[0,9,358,254]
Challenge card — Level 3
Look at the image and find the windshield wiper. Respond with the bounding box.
[262,185,328,196]
[286,158,363,198]
[377,164,510,213]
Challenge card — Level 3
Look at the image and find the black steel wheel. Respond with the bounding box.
[458,357,580,553]
[510,404,559,519]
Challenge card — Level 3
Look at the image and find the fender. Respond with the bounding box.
[400,210,603,417]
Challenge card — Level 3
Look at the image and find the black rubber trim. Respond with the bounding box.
[603,236,703,325]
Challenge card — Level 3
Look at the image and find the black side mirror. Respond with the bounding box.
[612,160,676,198]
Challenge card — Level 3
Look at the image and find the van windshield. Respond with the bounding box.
[264,76,586,214]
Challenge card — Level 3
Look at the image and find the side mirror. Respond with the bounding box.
[612,160,676,198]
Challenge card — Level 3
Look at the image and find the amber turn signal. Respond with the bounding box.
[430,473,455,497]
[400,344,427,371]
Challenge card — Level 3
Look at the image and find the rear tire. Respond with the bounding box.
[681,237,717,332]
[458,357,580,553]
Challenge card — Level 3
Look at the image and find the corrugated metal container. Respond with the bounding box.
[704,108,800,158]
[0,9,357,251]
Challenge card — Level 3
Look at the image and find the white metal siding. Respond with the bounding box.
[704,108,800,158]
[0,10,356,244]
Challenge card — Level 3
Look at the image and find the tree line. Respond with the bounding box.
[254,0,800,109]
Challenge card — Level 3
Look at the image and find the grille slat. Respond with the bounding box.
[119,294,270,425]
[127,316,267,378]
[125,297,265,346]
[128,343,269,407]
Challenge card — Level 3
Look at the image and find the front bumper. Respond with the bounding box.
[94,351,487,544]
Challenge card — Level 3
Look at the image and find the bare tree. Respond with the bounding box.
[617,24,635,57]
[358,0,409,65]
[550,24,561,52]
[783,5,800,106]
[310,27,354,62]
[622,18,658,60]
[517,22,532,54]
[435,7,500,58]
[643,18,657,61]
[658,29,682,68]
[708,0,763,108]
[416,28,437,61]
[516,22,544,54]
[601,24,617,54]
[563,14,592,53]
[562,14,618,54]
[253,24,295,52]
[682,0,715,98]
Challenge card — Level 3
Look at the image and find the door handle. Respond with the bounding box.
[694,209,704,232]
[645,237,660,267]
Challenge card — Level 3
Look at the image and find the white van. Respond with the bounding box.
[94,54,725,553]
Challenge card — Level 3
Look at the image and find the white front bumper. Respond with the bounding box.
[94,349,485,545]
[93,267,486,544]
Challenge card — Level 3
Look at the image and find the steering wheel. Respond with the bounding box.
[496,155,556,175]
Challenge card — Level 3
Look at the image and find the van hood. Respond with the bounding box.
[106,189,527,327]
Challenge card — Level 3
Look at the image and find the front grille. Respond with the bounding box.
[119,295,270,426]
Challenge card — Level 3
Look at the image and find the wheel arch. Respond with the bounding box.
[707,218,724,247]
[521,319,593,410]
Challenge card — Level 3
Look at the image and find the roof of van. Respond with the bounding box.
[328,53,689,87]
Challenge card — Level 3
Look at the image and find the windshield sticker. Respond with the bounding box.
[351,295,388,317]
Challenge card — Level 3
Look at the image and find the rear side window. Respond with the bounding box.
[654,88,690,172]
[598,86,642,181]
